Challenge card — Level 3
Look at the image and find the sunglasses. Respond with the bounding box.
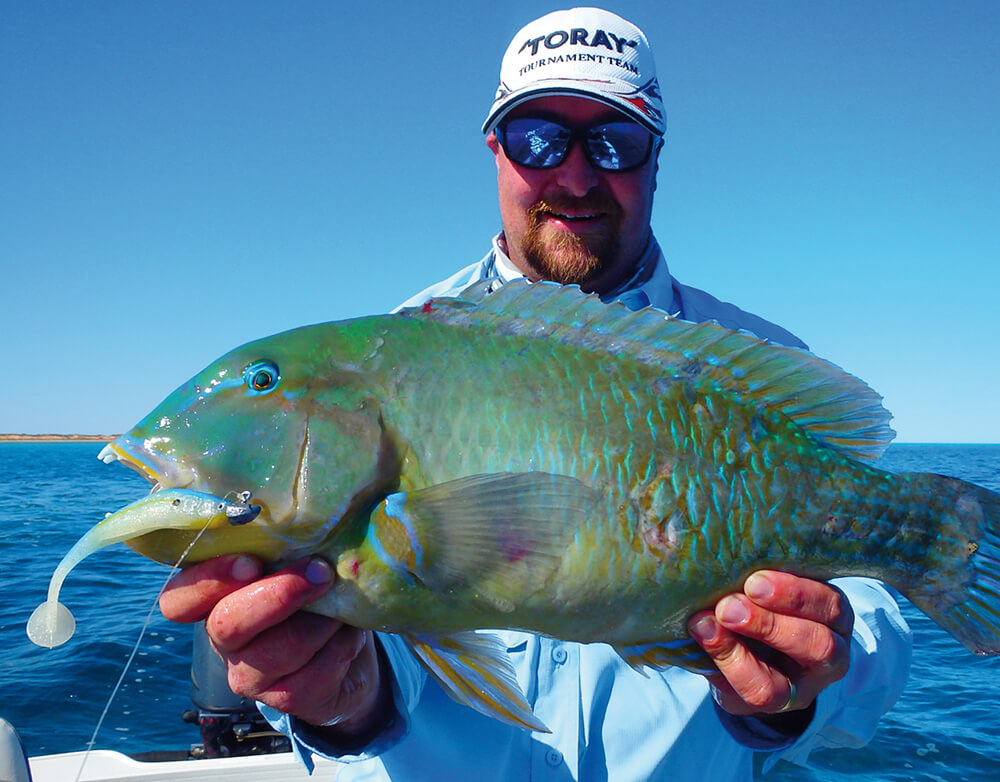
[495,117,655,172]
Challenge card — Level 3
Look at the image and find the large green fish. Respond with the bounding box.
[32,281,1000,732]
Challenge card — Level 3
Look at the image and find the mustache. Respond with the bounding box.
[528,192,622,222]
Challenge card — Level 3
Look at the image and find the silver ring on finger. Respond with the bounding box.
[777,680,798,713]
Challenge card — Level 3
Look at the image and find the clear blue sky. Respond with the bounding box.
[2,1,997,443]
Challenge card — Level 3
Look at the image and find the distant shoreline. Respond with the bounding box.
[0,434,119,442]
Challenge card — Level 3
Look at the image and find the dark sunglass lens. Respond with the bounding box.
[586,122,652,171]
[501,119,570,168]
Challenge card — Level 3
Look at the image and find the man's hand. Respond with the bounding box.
[160,554,386,735]
[688,570,853,716]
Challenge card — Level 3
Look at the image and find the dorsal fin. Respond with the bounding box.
[399,280,894,462]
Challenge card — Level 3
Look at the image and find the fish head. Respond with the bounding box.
[100,320,395,565]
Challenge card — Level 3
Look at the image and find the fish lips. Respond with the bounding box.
[100,436,267,527]
[98,436,290,564]
[98,435,197,493]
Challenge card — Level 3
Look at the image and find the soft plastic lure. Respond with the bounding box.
[27,489,259,648]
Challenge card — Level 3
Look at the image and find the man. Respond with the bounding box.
[160,8,911,779]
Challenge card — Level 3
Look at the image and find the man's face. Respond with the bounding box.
[487,95,659,293]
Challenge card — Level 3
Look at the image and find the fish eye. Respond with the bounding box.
[243,360,280,395]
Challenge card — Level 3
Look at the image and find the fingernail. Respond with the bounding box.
[231,555,259,582]
[305,558,334,585]
[689,615,717,643]
[745,573,774,601]
[719,596,750,626]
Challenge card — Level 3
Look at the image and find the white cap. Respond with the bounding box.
[483,7,665,136]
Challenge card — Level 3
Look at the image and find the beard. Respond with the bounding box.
[519,193,622,286]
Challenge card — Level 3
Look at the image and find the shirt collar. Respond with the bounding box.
[490,234,525,283]
[598,238,661,300]
[490,233,678,314]
[491,236,670,294]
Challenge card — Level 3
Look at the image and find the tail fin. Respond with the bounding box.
[906,479,1000,655]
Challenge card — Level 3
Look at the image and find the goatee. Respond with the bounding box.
[520,194,621,286]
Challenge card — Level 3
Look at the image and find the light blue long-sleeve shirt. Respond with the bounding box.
[394,237,808,349]
[262,238,913,779]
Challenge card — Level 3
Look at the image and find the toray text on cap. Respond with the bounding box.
[518,28,639,57]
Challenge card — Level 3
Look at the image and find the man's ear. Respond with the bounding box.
[486,131,504,171]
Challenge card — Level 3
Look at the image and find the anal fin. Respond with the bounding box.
[404,631,550,733]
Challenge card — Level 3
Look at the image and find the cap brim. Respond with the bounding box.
[482,84,665,136]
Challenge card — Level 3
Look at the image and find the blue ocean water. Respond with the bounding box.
[1,442,999,778]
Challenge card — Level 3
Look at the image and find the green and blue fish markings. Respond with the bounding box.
[33,280,1000,732]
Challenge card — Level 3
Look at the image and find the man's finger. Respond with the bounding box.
[256,626,377,727]
[160,554,262,623]
[689,611,791,714]
[742,571,854,637]
[225,611,343,698]
[207,557,336,652]
[715,594,849,672]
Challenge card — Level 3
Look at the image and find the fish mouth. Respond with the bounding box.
[99,436,278,529]
[98,435,197,493]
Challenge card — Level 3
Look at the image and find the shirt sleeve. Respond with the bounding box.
[258,632,428,772]
[391,256,493,312]
[714,577,912,769]
[671,280,809,350]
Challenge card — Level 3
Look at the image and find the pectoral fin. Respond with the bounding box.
[614,639,717,676]
[404,631,549,733]
[370,472,596,610]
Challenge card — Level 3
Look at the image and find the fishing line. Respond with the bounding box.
[74,516,218,782]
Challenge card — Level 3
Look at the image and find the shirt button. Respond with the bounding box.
[545,748,563,767]
[551,646,568,665]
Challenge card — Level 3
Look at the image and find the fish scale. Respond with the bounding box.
[34,279,1000,733]
[381,317,835,625]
